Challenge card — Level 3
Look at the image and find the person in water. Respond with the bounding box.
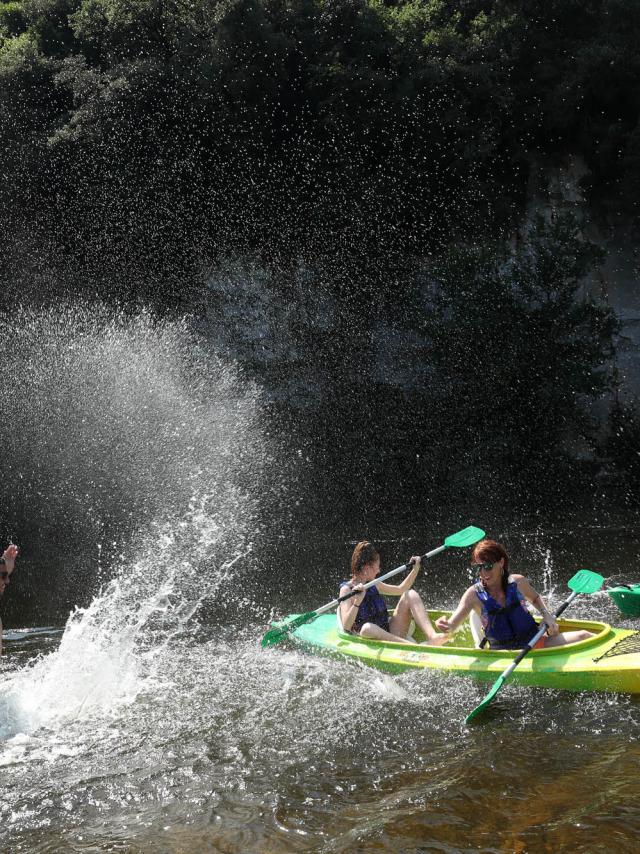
[435,539,594,649]
[0,543,19,655]
[339,541,449,646]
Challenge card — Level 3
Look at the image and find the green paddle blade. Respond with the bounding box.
[465,675,506,724]
[568,569,604,594]
[444,526,486,549]
[261,611,315,648]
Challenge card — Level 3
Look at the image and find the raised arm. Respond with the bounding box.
[3,543,18,578]
[0,543,18,656]
[377,557,421,596]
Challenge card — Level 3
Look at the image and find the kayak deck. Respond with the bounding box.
[279,610,640,694]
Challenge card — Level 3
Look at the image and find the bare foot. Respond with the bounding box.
[421,632,450,647]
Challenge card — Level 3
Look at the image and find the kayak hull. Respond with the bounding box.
[276,611,640,694]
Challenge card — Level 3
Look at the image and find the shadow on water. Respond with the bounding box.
[0,306,639,852]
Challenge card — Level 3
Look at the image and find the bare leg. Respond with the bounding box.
[543,629,594,648]
[359,621,417,645]
[390,590,449,646]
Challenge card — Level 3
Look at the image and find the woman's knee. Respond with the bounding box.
[359,622,379,638]
[401,589,420,606]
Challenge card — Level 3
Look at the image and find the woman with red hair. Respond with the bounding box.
[435,539,593,649]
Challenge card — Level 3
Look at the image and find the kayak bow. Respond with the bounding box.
[607,583,640,618]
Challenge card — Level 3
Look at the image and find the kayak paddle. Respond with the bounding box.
[465,568,605,724]
[261,525,486,648]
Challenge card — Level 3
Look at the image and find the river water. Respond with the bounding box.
[1,309,639,853]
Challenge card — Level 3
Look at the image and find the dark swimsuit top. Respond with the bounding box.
[340,582,390,633]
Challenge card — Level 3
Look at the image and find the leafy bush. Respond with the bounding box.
[0,2,27,39]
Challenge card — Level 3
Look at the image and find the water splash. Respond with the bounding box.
[0,303,264,574]
[541,545,555,598]
[1,308,639,851]
[0,304,267,738]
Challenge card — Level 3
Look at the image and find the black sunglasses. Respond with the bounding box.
[470,561,496,573]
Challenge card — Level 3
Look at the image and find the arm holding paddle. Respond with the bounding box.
[261,526,486,648]
[340,555,423,631]
[377,557,421,595]
[339,580,367,633]
[342,545,447,646]
[523,581,559,637]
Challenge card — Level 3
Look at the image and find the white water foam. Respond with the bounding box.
[0,306,267,741]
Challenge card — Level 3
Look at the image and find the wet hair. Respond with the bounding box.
[472,538,510,592]
[350,541,380,577]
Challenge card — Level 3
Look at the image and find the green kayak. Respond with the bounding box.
[273,610,640,694]
[607,584,640,618]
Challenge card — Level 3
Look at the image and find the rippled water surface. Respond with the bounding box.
[1,307,639,853]
[3,524,640,854]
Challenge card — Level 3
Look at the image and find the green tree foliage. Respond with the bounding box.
[0,2,26,38]
[0,0,524,296]
[3,0,639,284]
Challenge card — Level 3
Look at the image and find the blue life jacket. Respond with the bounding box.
[341,582,389,633]
[475,579,538,650]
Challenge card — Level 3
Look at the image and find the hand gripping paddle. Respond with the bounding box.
[261,525,486,648]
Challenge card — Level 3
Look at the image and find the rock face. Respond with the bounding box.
[202,158,640,423]
[202,257,339,409]
[599,238,640,403]
[528,155,640,405]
